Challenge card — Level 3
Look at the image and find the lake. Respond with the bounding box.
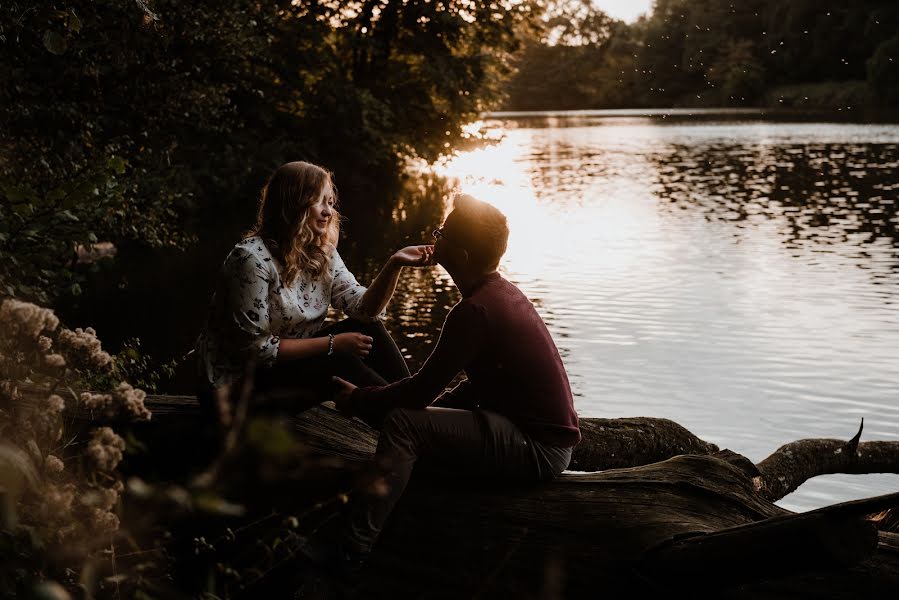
[352,109,899,513]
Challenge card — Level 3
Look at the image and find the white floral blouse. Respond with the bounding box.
[196,236,374,388]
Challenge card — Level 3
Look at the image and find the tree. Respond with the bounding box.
[504,0,638,110]
[868,34,899,105]
[1,1,535,306]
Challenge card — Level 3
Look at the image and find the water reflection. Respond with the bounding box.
[410,113,899,513]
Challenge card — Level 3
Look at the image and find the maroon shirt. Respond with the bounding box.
[351,272,581,448]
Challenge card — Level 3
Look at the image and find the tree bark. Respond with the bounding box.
[756,419,899,501]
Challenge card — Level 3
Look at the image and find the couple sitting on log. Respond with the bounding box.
[194,161,581,574]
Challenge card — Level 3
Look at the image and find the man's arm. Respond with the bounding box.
[432,379,477,410]
[343,301,486,416]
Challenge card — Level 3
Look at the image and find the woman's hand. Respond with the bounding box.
[332,332,373,358]
[391,245,434,267]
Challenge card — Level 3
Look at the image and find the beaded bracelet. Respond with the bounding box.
[327,333,335,356]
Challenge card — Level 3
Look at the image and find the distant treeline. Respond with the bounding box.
[504,0,899,111]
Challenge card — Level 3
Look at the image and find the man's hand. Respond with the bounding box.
[332,376,358,417]
[391,245,434,267]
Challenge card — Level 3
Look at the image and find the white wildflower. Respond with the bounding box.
[113,382,151,421]
[44,354,66,368]
[46,454,65,473]
[43,394,65,415]
[0,299,59,340]
[35,395,64,441]
[80,391,113,411]
[81,480,122,510]
[88,507,120,533]
[57,327,113,372]
[86,427,126,472]
[45,482,76,515]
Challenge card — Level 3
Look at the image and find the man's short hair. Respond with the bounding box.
[450,193,509,271]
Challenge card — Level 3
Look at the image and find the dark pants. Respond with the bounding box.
[255,318,409,404]
[347,406,573,552]
[198,319,409,422]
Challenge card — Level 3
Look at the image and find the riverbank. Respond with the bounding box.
[496,83,899,122]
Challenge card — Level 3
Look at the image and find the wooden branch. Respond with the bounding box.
[756,419,899,502]
[639,491,899,588]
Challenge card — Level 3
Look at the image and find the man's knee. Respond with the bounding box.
[376,408,423,461]
[382,407,415,434]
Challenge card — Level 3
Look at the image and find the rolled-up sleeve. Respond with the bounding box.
[222,246,280,367]
[329,250,379,320]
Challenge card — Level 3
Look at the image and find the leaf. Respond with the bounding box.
[66,10,82,33]
[11,203,33,216]
[70,283,82,296]
[108,156,127,174]
[42,30,67,56]
[195,493,246,517]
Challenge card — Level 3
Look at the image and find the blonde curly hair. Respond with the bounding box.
[246,161,340,286]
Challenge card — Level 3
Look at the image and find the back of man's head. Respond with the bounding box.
[448,193,509,272]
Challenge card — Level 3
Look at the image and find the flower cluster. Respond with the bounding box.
[0,298,160,589]
[87,426,127,472]
[114,382,151,421]
[0,298,59,341]
[34,394,66,440]
[78,382,151,422]
[57,327,114,372]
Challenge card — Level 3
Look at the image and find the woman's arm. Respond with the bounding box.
[359,245,433,318]
[276,333,374,362]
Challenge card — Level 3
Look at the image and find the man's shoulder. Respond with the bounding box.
[475,273,529,305]
[448,296,489,323]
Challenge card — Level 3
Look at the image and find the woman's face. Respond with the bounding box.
[307,181,335,237]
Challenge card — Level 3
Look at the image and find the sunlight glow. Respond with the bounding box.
[592,0,653,23]
[433,125,662,281]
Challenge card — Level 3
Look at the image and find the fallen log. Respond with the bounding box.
[228,399,899,597]
[12,389,899,597]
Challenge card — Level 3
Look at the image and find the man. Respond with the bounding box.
[325,193,581,569]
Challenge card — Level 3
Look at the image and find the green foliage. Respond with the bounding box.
[505,0,899,110]
[506,2,637,110]
[82,337,179,394]
[707,39,766,104]
[2,0,532,305]
[868,34,899,105]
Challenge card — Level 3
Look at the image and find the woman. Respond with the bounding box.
[195,161,432,416]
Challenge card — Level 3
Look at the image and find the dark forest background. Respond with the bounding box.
[506,0,899,111]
